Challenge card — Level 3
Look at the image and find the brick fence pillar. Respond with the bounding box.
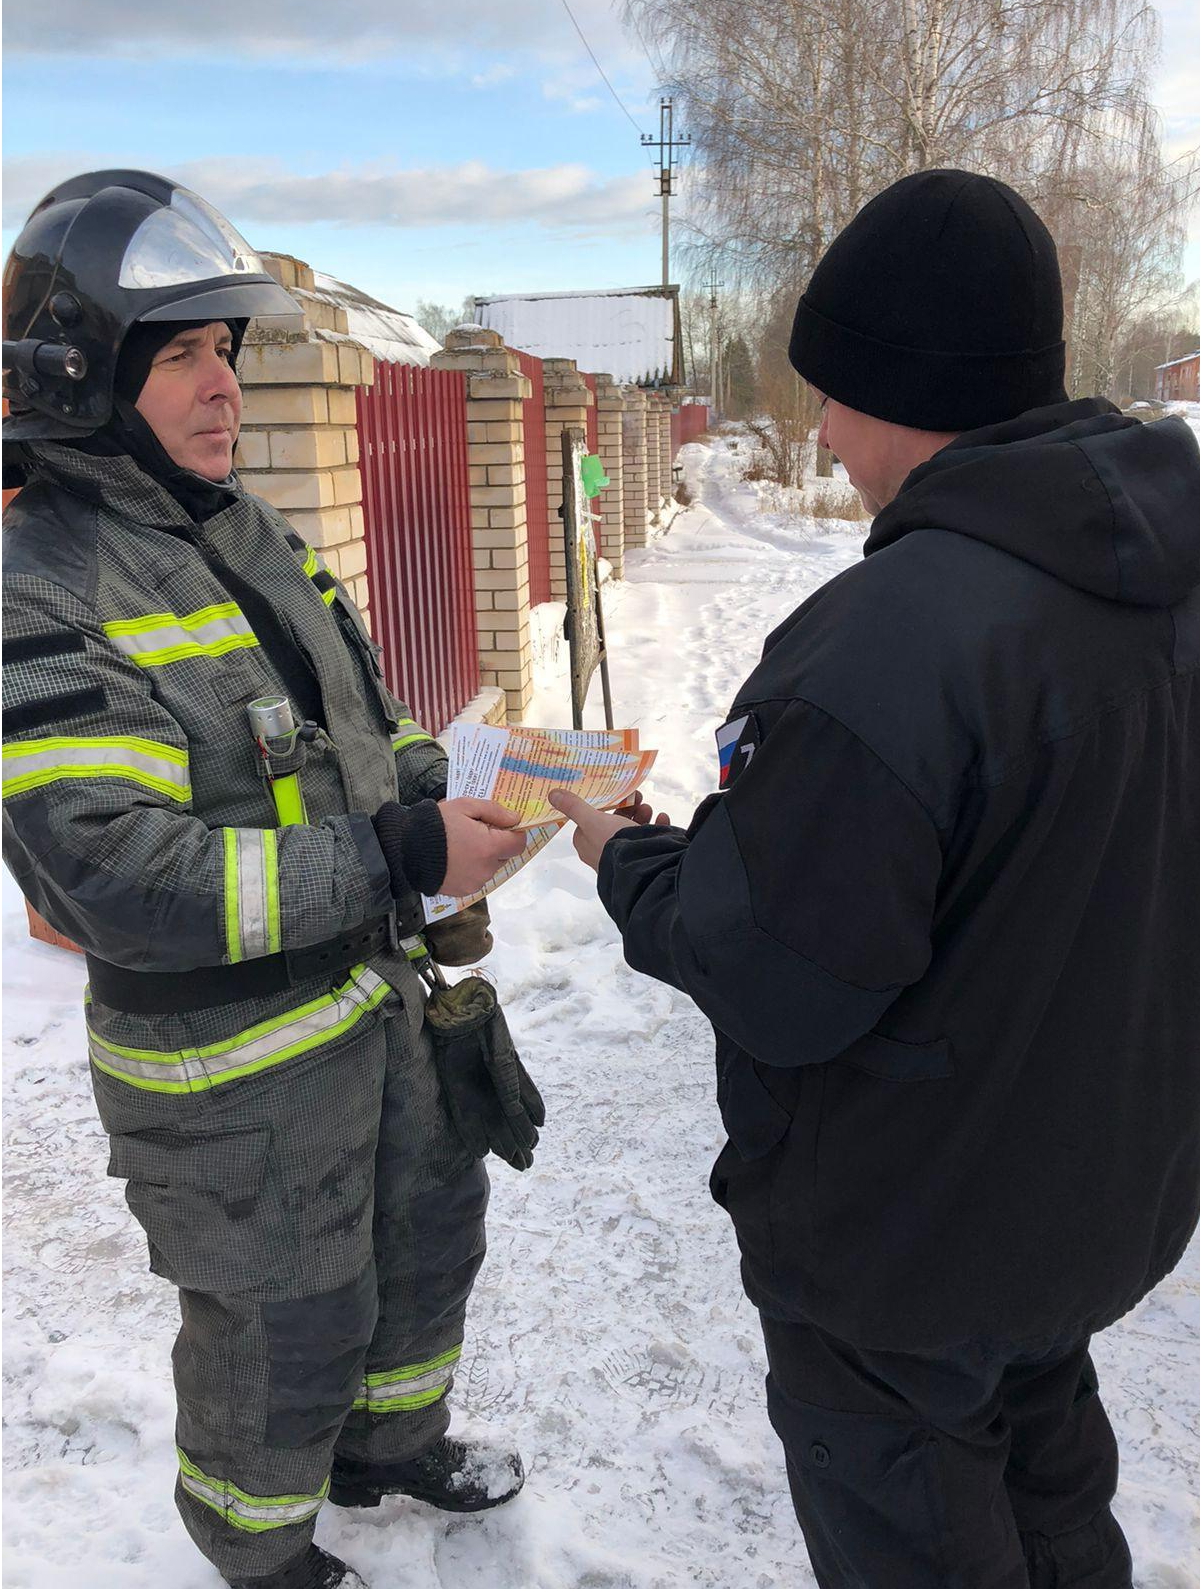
[591,373,625,579]
[542,358,594,599]
[658,390,675,506]
[235,253,376,625]
[431,327,534,721]
[621,386,650,550]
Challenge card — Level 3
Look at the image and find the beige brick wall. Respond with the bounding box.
[621,386,650,550]
[541,358,594,600]
[591,373,626,580]
[447,684,508,731]
[235,252,376,626]
[643,390,663,523]
[432,327,534,720]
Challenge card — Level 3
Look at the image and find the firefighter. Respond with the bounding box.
[2,170,543,1589]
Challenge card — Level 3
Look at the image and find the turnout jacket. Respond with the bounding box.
[2,443,445,1082]
[600,399,1200,1356]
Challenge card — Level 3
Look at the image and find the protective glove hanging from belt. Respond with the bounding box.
[422,974,545,1172]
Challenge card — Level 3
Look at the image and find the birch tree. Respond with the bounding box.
[627,0,1196,417]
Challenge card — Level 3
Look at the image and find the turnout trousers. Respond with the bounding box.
[91,968,489,1581]
[759,1315,1134,1589]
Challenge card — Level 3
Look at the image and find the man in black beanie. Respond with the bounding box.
[552,169,1199,1586]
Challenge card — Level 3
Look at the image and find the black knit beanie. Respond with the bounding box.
[788,170,1067,432]
[114,317,245,403]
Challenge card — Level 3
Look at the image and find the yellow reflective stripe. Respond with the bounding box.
[104,603,258,667]
[392,731,433,752]
[263,830,281,955]
[177,1448,327,1534]
[364,1345,462,1385]
[295,540,333,599]
[104,602,242,637]
[223,828,242,963]
[88,966,390,1093]
[352,1345,462,1413]
[270,773,307,827]
[2,735,190,802]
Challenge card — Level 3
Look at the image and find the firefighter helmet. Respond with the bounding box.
[2,169,299,440]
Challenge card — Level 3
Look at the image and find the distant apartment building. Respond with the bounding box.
[1155,350,1200,402]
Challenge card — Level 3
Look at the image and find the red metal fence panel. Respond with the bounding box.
[671,402,710,459]
[356,363,479,734]
[514,349,551,607]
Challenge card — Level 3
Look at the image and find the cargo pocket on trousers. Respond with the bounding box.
[765,1372,949,1583]
[108,1124,291,1294]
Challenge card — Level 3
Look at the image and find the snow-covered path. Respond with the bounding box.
[4,437,1197,1588]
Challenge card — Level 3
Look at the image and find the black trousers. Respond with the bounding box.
[760,1316,1134,1589]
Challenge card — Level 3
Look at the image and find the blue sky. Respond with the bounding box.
[3,0,1196,319]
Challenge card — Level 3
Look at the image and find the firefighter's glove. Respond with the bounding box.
[423,975,545,1171]
[424,899,494,966]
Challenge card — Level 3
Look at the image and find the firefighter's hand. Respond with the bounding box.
[549,788,671,872]
[439,798,526,896]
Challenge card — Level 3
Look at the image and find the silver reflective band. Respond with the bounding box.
[88,967,390,1093]
[103,603,258,667]
[180,1471,323,1526]
[2,734,190,803]
[359,1362,454,1402]
[177,1447,328,1534]
[230,828,278,960]
[119,188,264,290]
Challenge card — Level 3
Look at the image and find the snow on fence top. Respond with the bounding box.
[473,286,682,386]
[310,272,442,367]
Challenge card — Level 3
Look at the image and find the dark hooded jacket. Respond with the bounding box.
[599,398,1200,1356]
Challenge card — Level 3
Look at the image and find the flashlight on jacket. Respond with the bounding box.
[247,695,309,826]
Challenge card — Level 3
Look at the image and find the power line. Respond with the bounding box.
[558,0,649,142]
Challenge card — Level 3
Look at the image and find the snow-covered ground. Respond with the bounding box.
[4,436,1198,1588]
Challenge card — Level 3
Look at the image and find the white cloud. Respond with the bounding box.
[471,63,517,88]
[541,58,642,120]
[6,0,637,64]
[2,154,655,237]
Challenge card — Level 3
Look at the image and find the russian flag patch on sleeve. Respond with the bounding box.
[716,711,761,788]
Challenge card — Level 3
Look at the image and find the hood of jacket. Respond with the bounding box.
[866,397,1200,608]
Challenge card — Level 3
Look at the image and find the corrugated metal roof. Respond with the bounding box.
[310,271,442,367]
[1156,350,1200,371]
[473,286,681,385]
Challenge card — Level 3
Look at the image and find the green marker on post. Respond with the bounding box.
[580,453,610,497]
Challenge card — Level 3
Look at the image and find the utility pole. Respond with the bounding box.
[642,97,690,288]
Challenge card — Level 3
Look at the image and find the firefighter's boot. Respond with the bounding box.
[328,1435,525,1514]
[227,1544,368,1589]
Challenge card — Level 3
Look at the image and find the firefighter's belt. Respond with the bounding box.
[86,918,393,1015]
